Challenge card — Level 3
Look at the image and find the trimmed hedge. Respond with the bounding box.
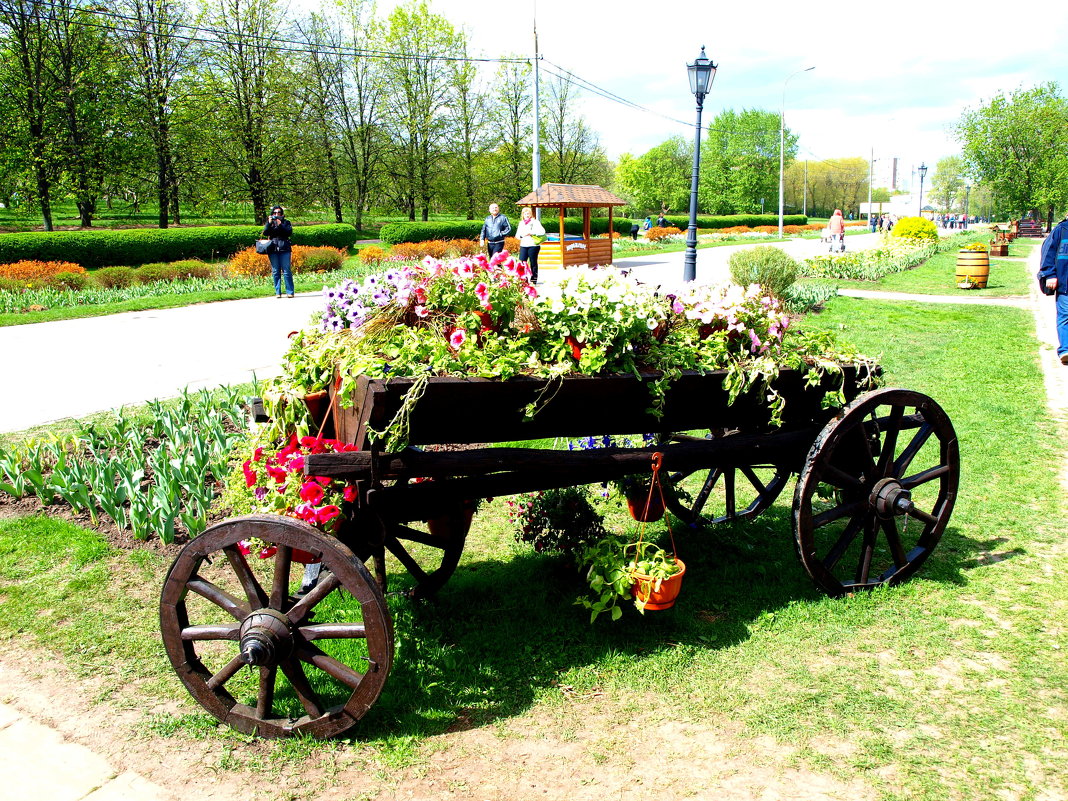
[661,214,808,230]
[379,216,633,245]
[0,223,359,268]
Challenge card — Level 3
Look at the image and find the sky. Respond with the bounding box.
[369,0,1068,191]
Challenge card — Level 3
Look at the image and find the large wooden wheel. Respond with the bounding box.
[793,388,959,596]
[382,500,473,599]
[661,433,790,526]
[160,515,393,739]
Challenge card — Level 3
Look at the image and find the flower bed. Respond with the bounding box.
[262,251,871,446]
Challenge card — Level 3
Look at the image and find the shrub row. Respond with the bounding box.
[379,216,633,245]
[0,223,360,268]
[660,214,808,230]
[227,246,347,278]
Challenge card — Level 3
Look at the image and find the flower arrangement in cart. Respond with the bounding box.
[235,434,360,556]
[262,250,870,445]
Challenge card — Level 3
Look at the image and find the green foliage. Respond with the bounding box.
[782,282,839,313]
[53,271,90,291]
[890,216,939,241]
[700,109,798,215]
[662,214,808,230]
[728,246,799,299]
[576,532,681,622]
[508,486,607,555]
[0,224,358,268]
[379,217,631,245]
[93,265,136,289]
[956,82,1068,218]
[615,136,692,215]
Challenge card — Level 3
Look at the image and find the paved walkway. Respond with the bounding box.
[0,230,1065,800]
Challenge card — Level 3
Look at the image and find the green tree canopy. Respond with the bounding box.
[955,83,1068,226]
[614,136,691,216]
[699,108,795,215]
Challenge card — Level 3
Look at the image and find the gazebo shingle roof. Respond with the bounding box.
[516,183,626,207]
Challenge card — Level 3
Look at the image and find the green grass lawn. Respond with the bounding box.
[0,293,1064,798]
[814,240,1036,297]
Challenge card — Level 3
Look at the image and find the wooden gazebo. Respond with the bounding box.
[515,183,627,270]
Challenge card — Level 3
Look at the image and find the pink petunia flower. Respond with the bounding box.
[450,327,467,349]
[299,481,326,505]
[316,505,342,525]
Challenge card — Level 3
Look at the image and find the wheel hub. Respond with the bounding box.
[870,477,914,518]
[239,608,293,666]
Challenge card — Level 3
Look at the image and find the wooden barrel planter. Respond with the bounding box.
[955,250,990,288]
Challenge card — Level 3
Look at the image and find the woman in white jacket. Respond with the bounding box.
[516,206,547,284]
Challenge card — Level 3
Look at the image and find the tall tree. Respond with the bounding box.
[116,0,194,227]
[443,41,489,220]
[490,59,533,207]
[540,73,609,186]
[614,136,691,215]
[0,0,60,229]
[381,0,463,221]
[956,83,1068,227]
[700,109,793,215]
[929,156,965,213]
[198,0,294,223]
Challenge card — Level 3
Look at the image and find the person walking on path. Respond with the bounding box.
[828,208,846,253]
[263,205,294,298]
[1039,213,1068,365]
[656,213,668,228]
[479,203,511,257]
[516,206,546,284]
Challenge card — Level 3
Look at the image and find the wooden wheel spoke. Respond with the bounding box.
[299,623,368,641]
[880,517,909,568]
[900,463,951,489]
[812,498,866,529]
[224,547,269,609]
[187,577,250,621]
[738,466,767,494]
[393,527,449,550]
[821,513,866,570]
[206,655,246,690]
[270,546,293,610]
[298,644,364,689]
[181,623,240,641]
[875,405,905,477]
[256,664,277,719]
[286,572,341,625]
[820,463,864,490]
[893,423,933,476]
[385,537,430,583]
[854,517,878,585]
[723,468,736,517]
[279,657,324,718]
[691,468,722,515]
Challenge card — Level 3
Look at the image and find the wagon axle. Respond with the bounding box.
[239,609,293,667]
[871,477,914,519]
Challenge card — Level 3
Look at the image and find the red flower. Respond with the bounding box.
[343,485,358,502]
[315,505,342,525]
[266,464,288,483]
[242,460,257,488]
[299,481,326,505]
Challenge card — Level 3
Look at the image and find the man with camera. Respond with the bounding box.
[262,205,294,298]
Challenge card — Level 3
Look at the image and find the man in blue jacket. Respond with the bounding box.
[479,203,511,257]
[1039,213,1068,365]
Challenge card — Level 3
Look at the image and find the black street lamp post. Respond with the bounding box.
[917,162,928,217]
[683,46,716,283]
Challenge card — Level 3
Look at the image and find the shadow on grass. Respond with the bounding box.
[357,504,992,741]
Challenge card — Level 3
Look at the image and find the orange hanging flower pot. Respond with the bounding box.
[631,558,686,611]
[625,483,665,522]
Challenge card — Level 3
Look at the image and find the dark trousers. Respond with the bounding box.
[519,244,541,283]
[486,240,505,257]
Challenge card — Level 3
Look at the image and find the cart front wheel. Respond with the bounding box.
[160,515,393,739]
[793,388,959,596]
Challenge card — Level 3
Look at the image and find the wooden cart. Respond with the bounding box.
[159,368,959,738]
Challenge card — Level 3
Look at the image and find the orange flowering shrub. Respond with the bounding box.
[646,226,683,242]
[0,260,86,287]
[445,239,480,257]
[228,247,271,277]
[389,242,425,261]
[227,245,343,277]
[417,240,450,259]
[359,246,386,267]
[504,236,520,253]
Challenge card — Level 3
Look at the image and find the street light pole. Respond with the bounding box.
[683,46,717,283]
[778,66,814,239]
[963,184,970,229]
[917,162,928,217]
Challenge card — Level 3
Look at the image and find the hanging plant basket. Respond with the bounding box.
[625,484,665,522]
[631,558,686,611]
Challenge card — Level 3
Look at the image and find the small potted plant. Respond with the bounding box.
[576,532,685,622]
[508,485,607,556]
